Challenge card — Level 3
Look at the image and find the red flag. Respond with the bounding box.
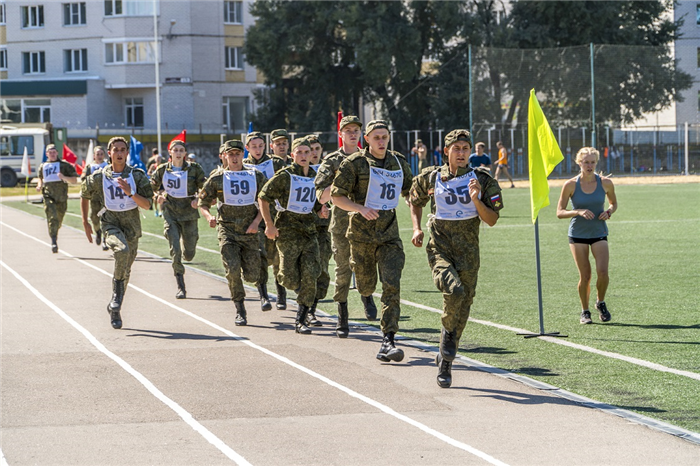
[170,129,187,148]
[604,147,609,158]
[62,144,83,175]
[337,112,343,148]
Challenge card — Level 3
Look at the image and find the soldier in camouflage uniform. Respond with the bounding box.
[244,131,288,310]
[307,134,331,327]
[80,137,153,329]
[409,129,502,388]
[259,137,325,335]
[81,145,109,250]
[315,115,378,338]
[199,140,267,326]
[36,144,79,253]
[150,139,207,299]
[331,120,413,361]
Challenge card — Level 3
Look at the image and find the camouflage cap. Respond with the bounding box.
[444,129,472,148]
[45,143,57,151]
[270,129,289,141]
[339,115,362,130]
[365,119,389,134]
[291,137,311,152]
[306,134,321,145]
[219,139,244,154]
[245,131,264,144]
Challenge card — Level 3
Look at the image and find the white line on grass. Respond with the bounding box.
[0,259,252,466]
[1,220,510,466]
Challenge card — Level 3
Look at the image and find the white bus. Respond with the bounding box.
[0,126,51,187]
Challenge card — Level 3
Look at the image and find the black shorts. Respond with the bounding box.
[569,236,608,245]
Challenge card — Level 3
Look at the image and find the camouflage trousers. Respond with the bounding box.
[331,229,352,303]
[104,227,139,283]
[219,225,260,302]
[276,230,320,307]
[258,233,280,286]
[349,238,405,334]
[89,198,101,233]
[428,245,480,341]
[163,212,199,276]
[43,196,67,237]
[316,225,332,300]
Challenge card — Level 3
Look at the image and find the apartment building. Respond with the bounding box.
[675,1,700,125]
[0,0,263,135]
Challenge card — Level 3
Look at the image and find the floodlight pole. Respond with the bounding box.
[517,218,568,339]
[153,0,162,157]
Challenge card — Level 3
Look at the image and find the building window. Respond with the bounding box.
[224,1,242,24]
[63,2,86,25]
[64,48,88,72]
[21,5,44,28]
[0,47,7,71]
[105,41,157,64]
[22,51,46,74]
[225,46,243,70]
[105,0,156,17]
[222,96,248,132]
[0,2,6,25]
[24,99,51,123]
[125,97,144,127]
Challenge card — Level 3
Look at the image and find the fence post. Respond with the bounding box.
[684,122,689,176]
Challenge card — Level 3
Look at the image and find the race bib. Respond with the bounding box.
[310,163,321,172]
[285,174,316,214]
[42,162,61,183]
[90,162,108,173]
[102,174,138,212]
[163,170,189,198]
[364,156,403,211]
[434,171,479,220]
[244,159,274,180]
[222,170,257,206]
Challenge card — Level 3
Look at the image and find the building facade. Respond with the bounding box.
[1,0,263,137]
[675,1,700,125]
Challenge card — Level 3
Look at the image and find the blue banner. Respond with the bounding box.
[129,136,147,172]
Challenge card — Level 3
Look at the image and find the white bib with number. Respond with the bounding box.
[310,163,321,172]
[222,170,257,206]
[285,174,316,214]
[364,155,403,211]
[434,171,479,220]
[244,159,274,180]
[42,162,61,183]
[90,161,108,173]
[102,174,138,212]
[163,170,189,198]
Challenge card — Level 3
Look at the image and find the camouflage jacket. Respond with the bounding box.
[38,160,78,202]
[259,163,321,235]
[315,147,354,234]
[409,164,503,253]
[81,165,153,239]
[331,148,413,243]
[198,168,267,236]
[150,161,206,221]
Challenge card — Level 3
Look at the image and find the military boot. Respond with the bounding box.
[107,279,125,329]
[361,295,377,321]
[336,302,349,338]
[175,273,186,299]
[275,280,287,310]
[257,282,272,311]
[295,305,311,334]
[436,354,453,388]
[306,299,322,327]
[440,327,458,361]
[50,235,58,254]
[376,332,404,362]
[95,229,102,246]
[234,300,247,326]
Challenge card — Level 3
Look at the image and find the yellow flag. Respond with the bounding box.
[528,89,563,223]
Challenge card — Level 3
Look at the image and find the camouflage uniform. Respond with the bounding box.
[330,148,413,334]
[37,160,78,237]
[409,164,503,340]
[150,161,206,276]
[81,162,108,236]
[315,148,354,303]
[81,165,153,283]
[243,153,288,285]
[314,205,332,300]
[258,163,321,307]
[198,169,268,302]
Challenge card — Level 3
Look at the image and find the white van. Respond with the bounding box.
[0,125,50,187]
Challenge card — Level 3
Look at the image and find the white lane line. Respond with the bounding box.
[9,206,700,381]
[1,221,509,466]
[0,259,251,466]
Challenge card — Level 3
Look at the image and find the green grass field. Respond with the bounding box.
[4,182,700,432]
